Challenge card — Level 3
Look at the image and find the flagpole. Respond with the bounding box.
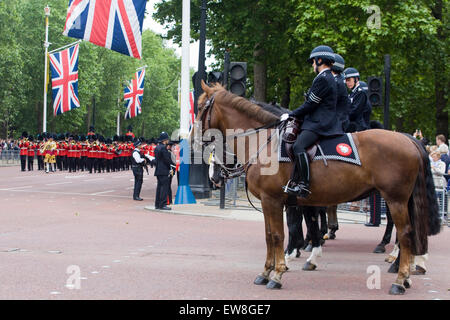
[48,39,82,54]
[43,5,51,133]
[174,0,196,205]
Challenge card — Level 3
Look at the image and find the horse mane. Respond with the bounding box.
[201,84,282,125]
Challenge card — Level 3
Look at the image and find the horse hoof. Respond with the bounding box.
[254,275,269,285]
[296,249,301,258]
[266,280,282,289]
[411,266,426,275]
[302,261,317,271]
[389,283,406,295]
[403,278,412,289]
[373,244,386,254]
[387,263,399,274]
[385,255,396,263]
[323,234,329,240]
[320,239,325,246]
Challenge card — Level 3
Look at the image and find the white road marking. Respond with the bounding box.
[0,189,130,198]
[90,190,115,195]
[0,186,32,191]
[45,181,73,186]
[83,178,105,182]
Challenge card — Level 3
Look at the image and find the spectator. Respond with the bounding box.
[430,151,446,189]
[439,144,450,172]
[436,134,448,155]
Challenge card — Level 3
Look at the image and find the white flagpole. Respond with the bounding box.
[43,5,51,133]
[48,39,82,54]
[179,0,190,139]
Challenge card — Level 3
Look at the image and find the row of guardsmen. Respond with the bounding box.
[17,131,160,174]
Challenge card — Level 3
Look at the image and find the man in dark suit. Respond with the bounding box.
[282,45,343,197]
[344,67,371,132]
[154,132,174,210]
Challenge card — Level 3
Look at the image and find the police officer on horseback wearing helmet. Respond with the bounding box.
[281,45,343,197]
[331,53,351,132]
[344,67,371,132]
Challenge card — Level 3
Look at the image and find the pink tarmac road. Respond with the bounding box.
[0,166,449,300]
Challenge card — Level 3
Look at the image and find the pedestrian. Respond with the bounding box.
[131,138,146,201]
[154,132,174,210]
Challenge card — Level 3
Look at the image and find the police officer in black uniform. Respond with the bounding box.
[282,45,343,197]
[154,132,174,210]
[331,53,351,132]
[131,138,146,201]
[344,67,371,132]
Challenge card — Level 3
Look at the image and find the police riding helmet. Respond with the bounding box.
[307,45,335,66]
[133,138,142,148]
[159,132,169,142]
[331,54,345,73]
[344,67,360,80]
[359,81,368,91]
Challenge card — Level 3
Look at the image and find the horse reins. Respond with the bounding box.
[198,93,282,213]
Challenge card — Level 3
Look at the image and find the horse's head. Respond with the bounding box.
[208,148,224,189]
[190,80,226,150]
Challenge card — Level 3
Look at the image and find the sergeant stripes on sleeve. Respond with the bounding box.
[309,92,322,103]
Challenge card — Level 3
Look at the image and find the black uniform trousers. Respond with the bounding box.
[20,155,27,171]
[155,175,170,208]
[132,166,143,199]
[368,190,382,226]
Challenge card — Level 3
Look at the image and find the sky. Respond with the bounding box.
[143,0,216,69]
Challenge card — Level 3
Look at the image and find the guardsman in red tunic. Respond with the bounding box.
[19,131,29,172]
[87,134,96,173]
[68,136,76,173]
[27,135,36,171]
[80,135,88,172]
[75,135,82,172]
[36,134,44,171]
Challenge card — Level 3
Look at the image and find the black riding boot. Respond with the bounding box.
[284,152,311,198]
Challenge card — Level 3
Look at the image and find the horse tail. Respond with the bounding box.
[405,134,441,255]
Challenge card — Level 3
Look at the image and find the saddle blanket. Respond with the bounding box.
[278,132,361,166]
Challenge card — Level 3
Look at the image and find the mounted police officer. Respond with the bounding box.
[281,45,343,197]
[331,53,351,132]
[344,68,371,132]
[154,132,174,210]
[131,138,146,201]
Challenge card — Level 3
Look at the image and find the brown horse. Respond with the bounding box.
[194,81,441,295]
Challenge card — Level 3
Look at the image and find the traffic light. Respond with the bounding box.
[229,62,247,97]
[367,76,383,106]
[207,71,223,85]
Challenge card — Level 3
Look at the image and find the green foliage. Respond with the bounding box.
[154,0,448,139]
[0,0,181,140]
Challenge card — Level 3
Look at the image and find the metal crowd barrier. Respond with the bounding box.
[338,191,448,226]
[0,149,20,165]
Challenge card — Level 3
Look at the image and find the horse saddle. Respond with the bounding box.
[279,120,361,166]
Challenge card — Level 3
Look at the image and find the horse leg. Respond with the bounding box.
[387,202,412,295]
[285,206,304,264]
[260,197,287,289]
[302,206,322,271]
[318,206,328,244]
[254,210,275,285]
[374,206,394,253]
[325,205,338,240]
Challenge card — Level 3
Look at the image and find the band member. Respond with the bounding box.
[154,132,174,210]
[19,132,29,172]
[27,135,36,171]
[42,134,57,173]
[282,45,343,197]
[131,139,146,201]
[80,135,88,172]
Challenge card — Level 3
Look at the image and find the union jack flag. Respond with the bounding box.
[49,44,80,116]
[63,0,147,59]
[124,69,145,119]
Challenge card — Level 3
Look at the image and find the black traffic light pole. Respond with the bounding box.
[219,52,231,209]
[384,55,391,130]
[189,0,211,199]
